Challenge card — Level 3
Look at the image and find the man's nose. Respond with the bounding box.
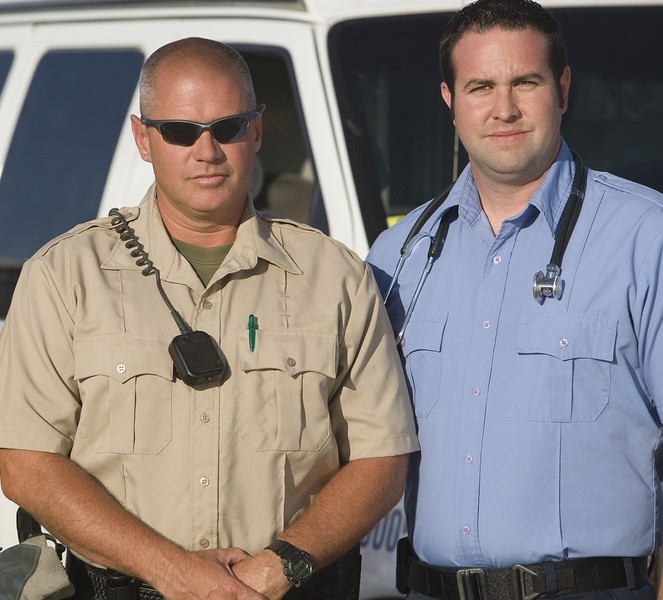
[492,88,521,122]
[192,130,225,160]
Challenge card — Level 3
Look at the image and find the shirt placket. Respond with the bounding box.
[454,223,519,566]
[188,288,222,551]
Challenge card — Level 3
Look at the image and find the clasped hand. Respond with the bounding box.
[161,546,289,600]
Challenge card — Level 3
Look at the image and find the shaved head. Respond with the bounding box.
[139,37,256,116]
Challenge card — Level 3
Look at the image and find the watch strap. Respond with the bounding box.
[266,539,315,587]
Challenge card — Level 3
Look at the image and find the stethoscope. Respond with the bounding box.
[384,152,587,344]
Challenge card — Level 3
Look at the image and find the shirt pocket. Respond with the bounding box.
[515,313,616,422]
[74,336,173,455]
[237,330,337,452]
[401,315,448,418]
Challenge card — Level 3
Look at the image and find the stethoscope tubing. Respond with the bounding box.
[384,153,586,342]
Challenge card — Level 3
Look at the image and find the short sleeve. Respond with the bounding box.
[329,262,419,463]
[0,257,79,455]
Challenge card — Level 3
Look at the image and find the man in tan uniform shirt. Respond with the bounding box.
[0,38,418,600]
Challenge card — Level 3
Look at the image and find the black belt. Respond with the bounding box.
[66,544,361,600]
[66,553,162,600]
[404,555,649,600]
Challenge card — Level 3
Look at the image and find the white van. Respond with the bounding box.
[0,0,662,597]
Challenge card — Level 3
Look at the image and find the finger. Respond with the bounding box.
[220,546,251,566]
[205,546,251,567]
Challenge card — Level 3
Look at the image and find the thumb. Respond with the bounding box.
[213,546,251,570]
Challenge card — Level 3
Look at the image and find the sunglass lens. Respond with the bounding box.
[211,117,249,143]
[159,122,200,146]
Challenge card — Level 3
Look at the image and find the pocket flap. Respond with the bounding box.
[401,316,448,358]
[74,335,174,382]
[517,313,617,361]
[238,330,337,378]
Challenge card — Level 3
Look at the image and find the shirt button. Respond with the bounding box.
[286,357,296,368]
[203,300,213,310]
[482,320,490,329]
[116,364,126,374]
[471,388,481,397]
[559,338,569,348]
[461,526,471,535]
[200,413,210,424]
[200,477,210,487]
[493,255,502,265]
[464,455,473,464]
[200,538,210,549]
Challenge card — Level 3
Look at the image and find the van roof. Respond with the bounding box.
[0,0,305,12]
[0,0,660,23]
[0,0,465,19]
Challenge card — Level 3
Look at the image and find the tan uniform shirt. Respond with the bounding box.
[0,187,418,554]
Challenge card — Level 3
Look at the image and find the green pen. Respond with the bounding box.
[248,314,257,352]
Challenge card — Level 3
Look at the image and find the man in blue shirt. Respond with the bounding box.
[367,1,663,599]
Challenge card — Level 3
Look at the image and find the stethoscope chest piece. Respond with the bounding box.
[533,264,564,304]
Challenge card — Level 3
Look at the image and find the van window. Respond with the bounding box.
[330,7,663,243]
[557,7,663,193]
[329,13,456,244]
[0,51,12,94]
[242,49,327,233]
[0,49,143,264]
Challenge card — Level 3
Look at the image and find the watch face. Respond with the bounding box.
[290,556,314,580]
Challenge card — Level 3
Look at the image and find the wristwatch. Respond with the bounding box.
[265,539,315,587]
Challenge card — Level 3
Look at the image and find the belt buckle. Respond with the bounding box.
[457,568,488,600]
[512,564,543,600]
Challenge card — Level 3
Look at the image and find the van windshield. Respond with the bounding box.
[0,51,11,92]
[329,7,663,245]
[0,48,142,318]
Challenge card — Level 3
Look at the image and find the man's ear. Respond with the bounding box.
[559,65,571,113]
[130,114,153,163]
[441,82,455,121]
[252,104,265,154]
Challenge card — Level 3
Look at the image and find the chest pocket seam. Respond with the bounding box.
[515,313,616,422]
[237,330,337,452]
[401,315,448,418]
[75,335,173,455]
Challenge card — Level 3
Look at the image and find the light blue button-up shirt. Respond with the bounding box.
[367,142,663,568]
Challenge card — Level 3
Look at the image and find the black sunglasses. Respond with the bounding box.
[141,104,265,146]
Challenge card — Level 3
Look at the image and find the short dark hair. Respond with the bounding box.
[439,0,567,100]
[139,37,256,116]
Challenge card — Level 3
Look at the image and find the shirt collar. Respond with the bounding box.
[216,200,302,282]
[527,141,576,235]
[446,140,576,235]
[102,185,301,286]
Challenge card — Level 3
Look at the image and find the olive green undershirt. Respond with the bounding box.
[171,237,233,287]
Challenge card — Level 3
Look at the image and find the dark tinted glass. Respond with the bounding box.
[0,51,12,94]
[210,116,248,142]
[0,51,15,317]
[0,49,143,264]
[242,50,326,233]
[329,13,457,244]
[557,8,663,193]
[155,115,249,145]
[330,7,663,244]
[158,121,202,145]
